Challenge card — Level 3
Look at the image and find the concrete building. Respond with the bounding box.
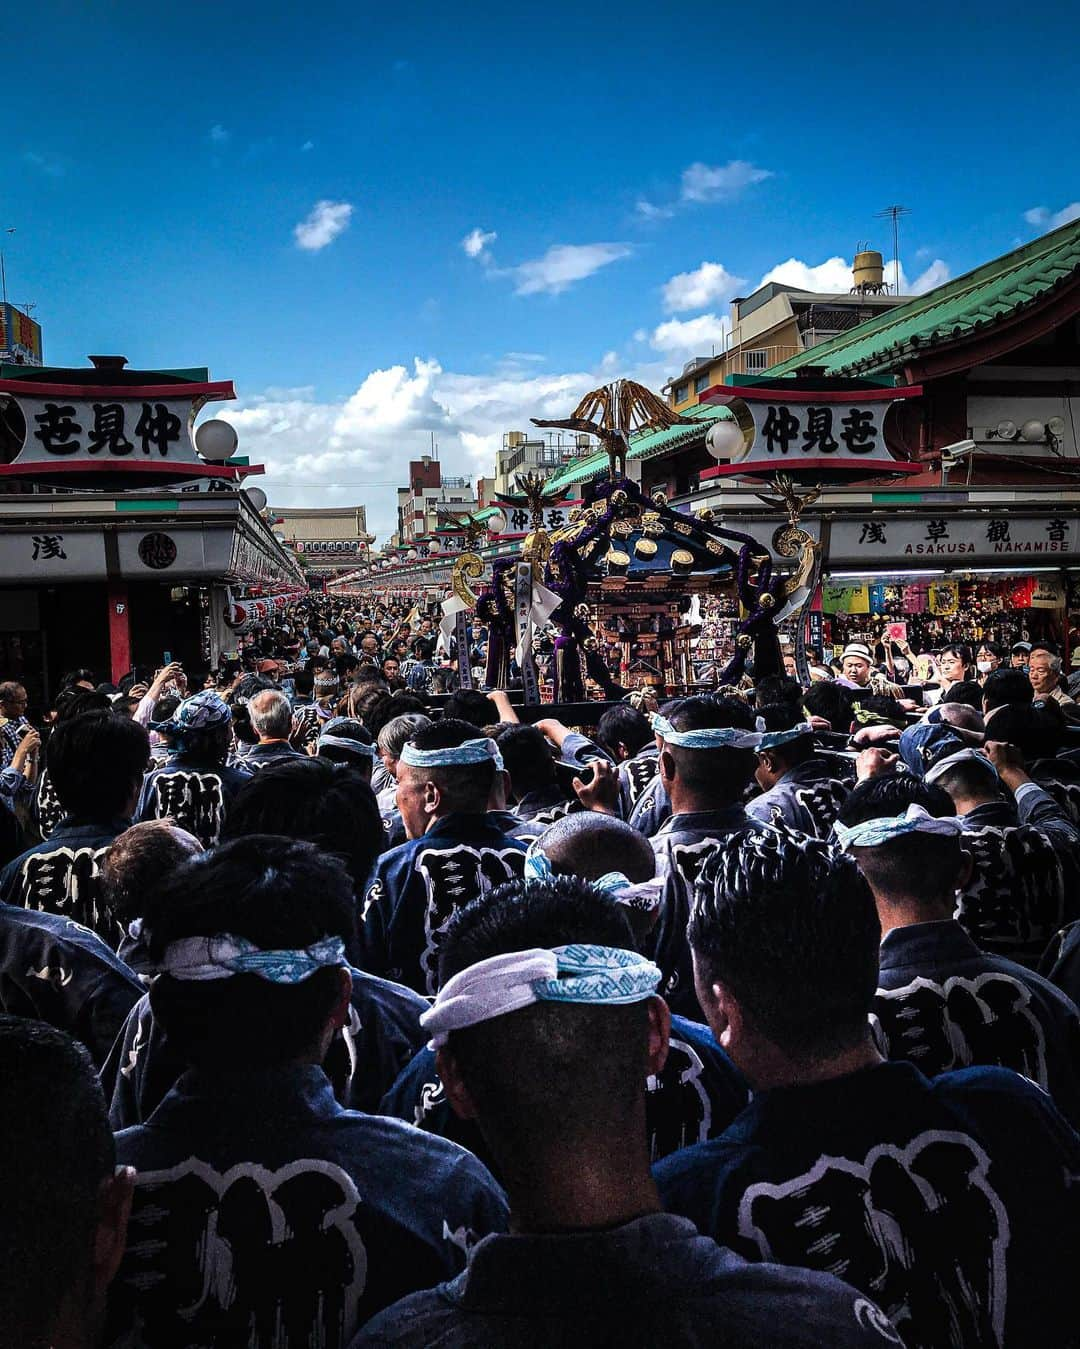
[663,250,908,412]
[395,455,475,545]
[494,430,596,496]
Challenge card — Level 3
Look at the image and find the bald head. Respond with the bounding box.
[249,689,292,740]
[540,812,656,884]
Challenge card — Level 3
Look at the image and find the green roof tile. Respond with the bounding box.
[765,216,1080,379]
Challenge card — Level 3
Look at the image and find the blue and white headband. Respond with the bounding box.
[524,840,664,913]
[318,733,377,757]
[650,712,761,751]
[758,721,815,751]
[420,943,662,1049]
[924,748,998,787]
[400,736,505,771]
[834,804,965,853]
[159,933,347,984]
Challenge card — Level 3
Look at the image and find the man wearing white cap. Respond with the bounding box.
[357,719,527,994]
[838,643,905,700]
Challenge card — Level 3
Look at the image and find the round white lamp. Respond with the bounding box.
[705,418,746,460]
[246,486,268,511]
[1020,419,1046,443]
[195,419,239,461]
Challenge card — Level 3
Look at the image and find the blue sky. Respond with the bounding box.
[6,0,1079,537]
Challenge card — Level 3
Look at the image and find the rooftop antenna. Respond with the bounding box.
[875,206,911,294]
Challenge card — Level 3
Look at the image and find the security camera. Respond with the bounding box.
[940,439,976,459]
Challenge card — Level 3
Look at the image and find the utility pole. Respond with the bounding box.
[875,205,911,294]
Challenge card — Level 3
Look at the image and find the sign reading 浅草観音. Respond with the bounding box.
[829,516,1080,565]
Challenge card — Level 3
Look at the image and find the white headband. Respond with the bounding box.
[159,933,347,984]
[400,736,505,770]
[420,943,662,1049]
[523,840,664,913]
[834,804,965,852]
[924,748,998,787]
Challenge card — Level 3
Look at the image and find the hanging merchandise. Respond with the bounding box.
[1007,577,1037,609]
[822,582,870,615]
[903,582,929,614]
[928,581,959,616]
[868,582,888,613]
[1030,576,1066,609]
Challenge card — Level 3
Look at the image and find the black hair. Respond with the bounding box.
[803,680,856,733]
[983,668,1034,712]
[362,691,428,738]
[852,831,967,908]
[223,758,383,893]
[0,1016,114,1344]
[983,703,1064,760]
[941,680,983,709]
[662,695,757,804]
[144,836,355,1067]
[494,724,556,798]
[293,668,315,698]
[928,757,1001,803]
[404,718,497,813]
[940,644,974,670]
[60,668,97,689]
[442,689,496,727]
[47,711,149,820]
[437,877,645,1145]
[976,640,1004,659]
[316,718,375,775]
[690,831,879,1057]
[54,688,111,722]
[837,775,956,827]
[595,705,653,759]
[753,674,804,708]
[755,702,816,765]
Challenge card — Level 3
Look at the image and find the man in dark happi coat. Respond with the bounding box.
[647,697,769,1018]
[655,830,1080,1349]
[0,711,150,944]
[357,876,900,1349]
[835,788,1080,1127]
[747,705,851,838]
[105,836,506,1349]
[137,691,251,847]
[358,721,526,994]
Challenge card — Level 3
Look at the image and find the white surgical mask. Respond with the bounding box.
[977,660,993,674]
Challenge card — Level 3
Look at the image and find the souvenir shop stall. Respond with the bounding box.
[817,571,1068,665]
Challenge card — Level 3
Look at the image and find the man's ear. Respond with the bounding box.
[94,1166,135,1293]
[645,995,671,1078]
[330,966,353,1031]
[956,848,975,893]
[435,1045,480,1120]
[658,747,676,787]
[424,779,442,816]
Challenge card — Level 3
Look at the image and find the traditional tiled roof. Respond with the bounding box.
[765,217,1080,378]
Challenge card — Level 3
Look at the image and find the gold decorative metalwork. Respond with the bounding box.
[755,473,823,598]
[531,379,696,479]
[451,553,485,607]
[634,538,658,559]
[673,521,693,536]
[671,549,695,571]
[705,538,726,556]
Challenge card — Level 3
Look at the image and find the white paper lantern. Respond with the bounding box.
[246,486,268,511]
[195,418,239,461]
[428,537,441,553]
[705,418,745,460]
[1020,419,1046,443]
[407,548,419,560]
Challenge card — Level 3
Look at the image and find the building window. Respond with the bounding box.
[675,382,689,403]
[693,373,710,394]
[744,349,769,373]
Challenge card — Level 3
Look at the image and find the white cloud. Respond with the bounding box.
[227,351,681,539]
[1024,202,1080,232]
[510,242,632,296]
[910,259,950,294]
[293,200,354,251]
[301,140,315,152]
[649,313,730,355]
[680,160,773,204]
[635,198,675,221]
[632,328,648,343]
[758,255,854,292]
[637,159,772,220]
[462,227,497,260]
[662,261,747,313]
[209,124,230,143]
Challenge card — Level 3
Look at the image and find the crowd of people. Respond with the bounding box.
[1,595,1079,1348]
